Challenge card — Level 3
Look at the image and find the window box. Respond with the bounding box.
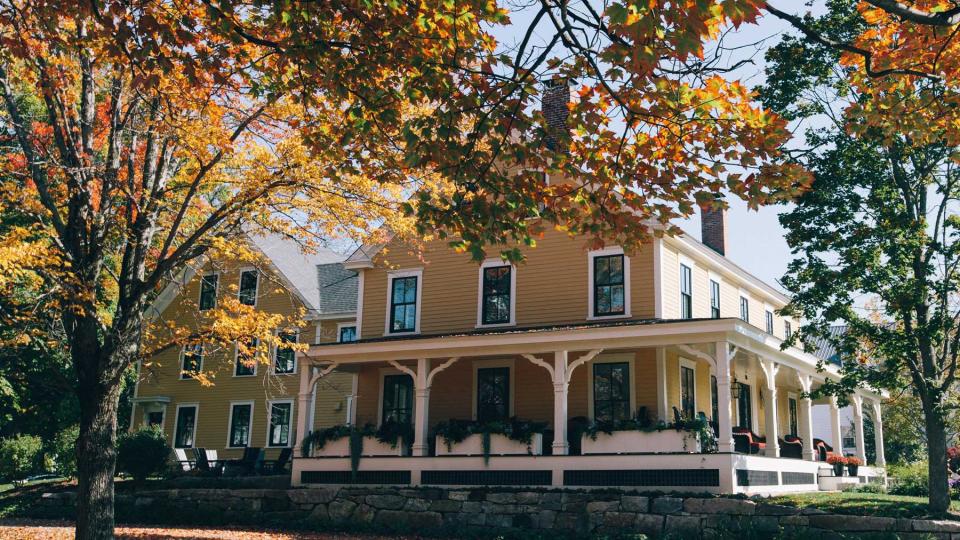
[435,433,543,456]
[311,435,408,457]
[580,429,700,454]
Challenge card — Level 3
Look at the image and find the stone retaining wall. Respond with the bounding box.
[37,487,960,538]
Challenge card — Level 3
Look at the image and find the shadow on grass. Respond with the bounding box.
[768,491,960,520]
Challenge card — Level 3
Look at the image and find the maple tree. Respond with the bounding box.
[0,1,809,538]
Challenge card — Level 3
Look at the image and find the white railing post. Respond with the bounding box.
[714,342,734,453]
[760,358,780,458]
[412,358,431,457]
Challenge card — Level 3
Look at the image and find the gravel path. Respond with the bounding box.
[0,520,420,539]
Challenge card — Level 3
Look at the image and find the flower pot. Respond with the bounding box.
[847,464,859,477]
[832,463,844,477]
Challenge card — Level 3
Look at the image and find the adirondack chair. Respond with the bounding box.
[225,447,263,476]
[173,448,194,471]
[193,448,223,475]
[261,447,292,474]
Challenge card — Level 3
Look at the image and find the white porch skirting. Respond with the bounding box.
[581,430,699,454]
[291,453,849,495]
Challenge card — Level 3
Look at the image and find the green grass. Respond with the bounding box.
[768,491,960,519]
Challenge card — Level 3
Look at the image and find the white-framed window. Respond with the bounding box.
[198,273,219,311]
[227,401,254,448]
[238,268,259,307]
[179,343,203,380]
[234,338,258,377]
[587,353,636,421]
[679,358,697,420]
[337,322,358,342]
[679,262,693,319]
[173,403,198,448]
[765,309,775,334]
[274,332,297,374]
[476,259,516,327]
[588,247,631,319]
[377,368,414,426]
[787,392,799,436]
[471,359,515,422]
[267,400,294,447]
[709,279,721,319]
[385,269,423,334]
[735,382,753,431]
[739,295,750,323]
[145,407,166,431]
[784,320,793,340]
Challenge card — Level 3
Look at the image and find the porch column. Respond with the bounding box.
[851,394,867,463]
[714,342,734,453]
[760,358,780,458]
[871,400,886,467]
[829,396,843,456]
[656,348,669,422]
[412,358,431,457]
[294,360,314,455]
[552,350,570,455]
[797,374,815,461]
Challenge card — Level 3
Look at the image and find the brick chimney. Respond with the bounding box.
[701,201,727,256]
[542,79,570,151]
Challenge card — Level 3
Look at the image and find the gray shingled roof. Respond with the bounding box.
[249,233,345,312]
[809,325,847,366]
[317,263,358,314]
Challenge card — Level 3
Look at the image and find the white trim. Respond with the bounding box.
[197,271,220,311]
[679,357,698,417]
[476,259,517,328]
[653,239,663,318]
[587,352,637,421]
[738,290,750,323]
[678,257,694,319]
[266,399,295,448]
[337,321,359,343]
[227,400,255,449]
[273,331,298,375]
[708,276,722,318]
[764,306,775,335]
[172,403,199,449]
[179,344,204,380]
[377,367,414,427]
[233,339,259,377]
[471,358,516,421]
[355,270,365,339]
[384,268,424,335]
[237,266,260,307]
[587,247,632,320]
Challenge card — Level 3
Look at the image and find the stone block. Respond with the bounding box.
[664,514,701,536]
[914,520,960,533]
[448,490,471,501]
[585,500,619,513]
[308,504,329,521]
[536,510,557,529]
[516,491,541,504]
[756,503,800,516]
[353,503,375,524]
[288,487,339,505]
[327,499,357,521]
[133,497,154,507]
[779,515,808,527]
[513,513,534,529]
[486,492,516,504]
[602,511,638,529]
[540,492,563,510]
[684,497,756,515]
[463,512,486,526]
[620,496,649,512]
[651,497,684,514]
[635,514,665,536]
[486,514,514,528]
[460,501,482,513]
[554,512,588,532]
[403,498,431,512]
[807,514,896,531]
[365,494,406,510]
[429,499,462,512]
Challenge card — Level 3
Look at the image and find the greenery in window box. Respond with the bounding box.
[433,417,548,464]
[375,420,413,450]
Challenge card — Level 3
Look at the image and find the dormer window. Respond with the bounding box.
[198,274,218,311]
[680,263,693,319]
[589,249,630,318]
[387,270,422,334]
[478,262,515,326]
[238,269,259,306]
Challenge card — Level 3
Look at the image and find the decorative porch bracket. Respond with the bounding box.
[388,357,460,457]
[522,349,603,455]
[796,373,816,461]
[759,358,781,458]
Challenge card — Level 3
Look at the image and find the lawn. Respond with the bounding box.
[768,491,960,519]
[0,520,421,539]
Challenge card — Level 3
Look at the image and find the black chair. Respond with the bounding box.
[261,447,292,474]
[780,435,803,459]
[567,416,590,456]
[226,447,263,476]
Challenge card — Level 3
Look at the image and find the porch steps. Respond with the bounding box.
[816,465,859,491]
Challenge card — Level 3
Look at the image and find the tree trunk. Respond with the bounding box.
[74,353,122,540]
[925,406,950,514]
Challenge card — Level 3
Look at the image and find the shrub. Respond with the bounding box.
[51,425,79,478]
[117,427,170,483]
[888,461,928,496]
[0,435,43,484]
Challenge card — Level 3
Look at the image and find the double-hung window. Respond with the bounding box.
[784,321,792,340]
[765,310,774,334]
[592,362,630,422]
[268,401,293,447]
[680,361,696,419]
[710,280,721,319]
[174,405,197,448]
[274,332,296,374]
[680,264,693,319]
[199,274,218,311]
[476,367,510,423]
[593,254,625,317]
[739,296,750,323]
[228,402,253,448]
[234,338,257,376]
[381,374,413,425]
[238,269,259,306]
[180,344,203,380]
[389,275,418,333]
[480,265,512,325]
[338,325,357,342]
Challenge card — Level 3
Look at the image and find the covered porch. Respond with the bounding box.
[292,319,886,494]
